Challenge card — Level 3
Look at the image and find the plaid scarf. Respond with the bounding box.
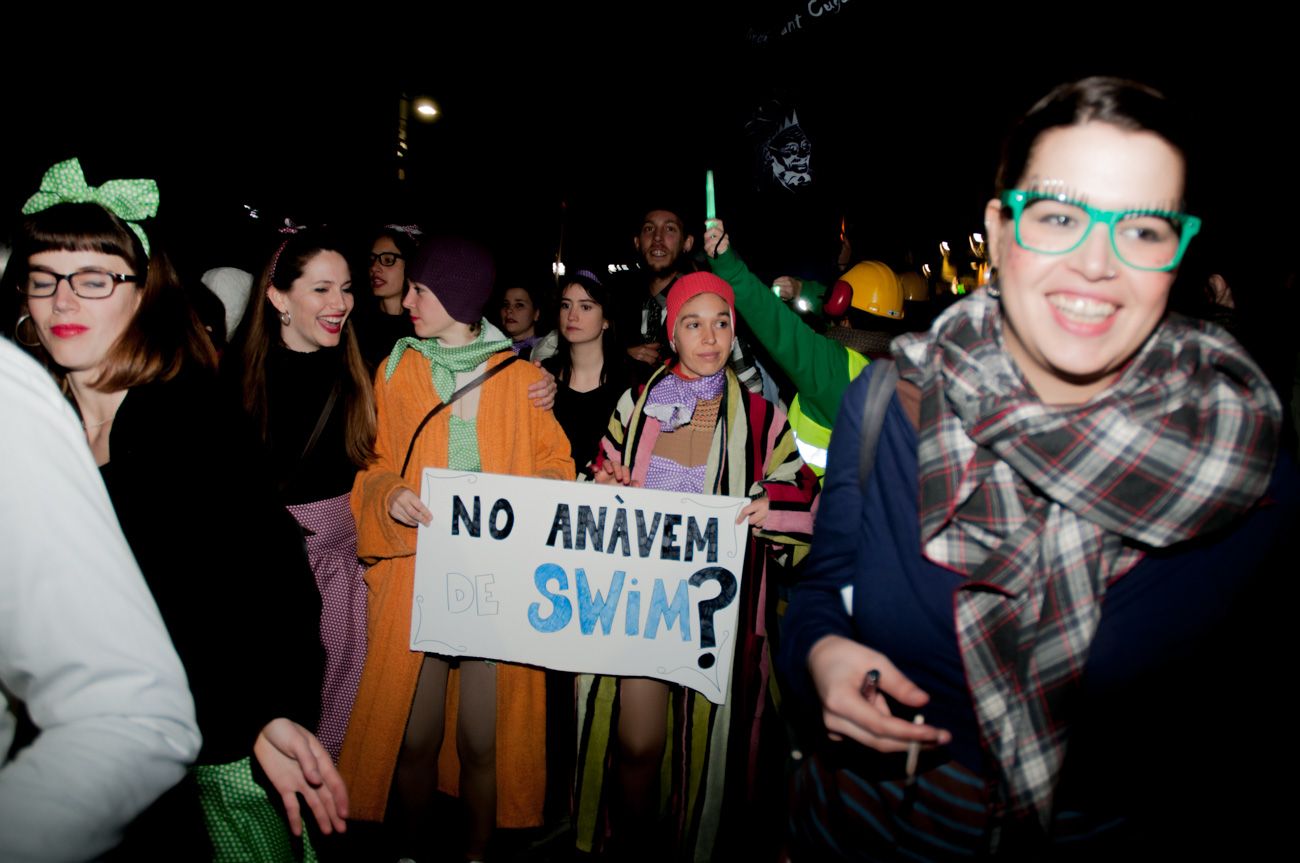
[892,288,1280,830]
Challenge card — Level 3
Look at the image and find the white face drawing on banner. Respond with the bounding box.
[766,115,812,191]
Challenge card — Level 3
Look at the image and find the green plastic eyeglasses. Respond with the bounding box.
[1000,189,1201,272]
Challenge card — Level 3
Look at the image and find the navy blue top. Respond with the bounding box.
[780,363,1300,841]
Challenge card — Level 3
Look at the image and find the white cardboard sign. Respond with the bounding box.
[411,468,748,704]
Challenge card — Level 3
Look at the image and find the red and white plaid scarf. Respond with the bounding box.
[892,288,1280,830]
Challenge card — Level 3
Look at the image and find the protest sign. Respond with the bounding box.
[411,468,749,704]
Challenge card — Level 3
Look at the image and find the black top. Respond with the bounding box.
[100,370,322,764]
[265,345,358,505]
[542,355,636,470]
[353,307,414,371]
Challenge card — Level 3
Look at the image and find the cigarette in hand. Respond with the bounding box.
[905,714,923,786]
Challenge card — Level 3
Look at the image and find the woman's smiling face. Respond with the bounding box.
[985,122,1185,404]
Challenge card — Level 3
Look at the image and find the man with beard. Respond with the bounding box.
[619,207,770,396]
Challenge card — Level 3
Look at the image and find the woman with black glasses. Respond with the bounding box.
[354,224,419,368]
[9,159,346,860]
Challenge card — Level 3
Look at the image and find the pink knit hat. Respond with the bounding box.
[665,272,736,350]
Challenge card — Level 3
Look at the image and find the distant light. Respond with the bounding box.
[553,262,566,277]
[795,297,811,312]
[972,232,984,244]
[607,264,618,274]
[413,97,440,121]
[921,264,931,277]
[939,241,950,255]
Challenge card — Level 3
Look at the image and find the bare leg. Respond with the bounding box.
[393,655,450,856]
[457,660,498,860]
[616,678,669,840]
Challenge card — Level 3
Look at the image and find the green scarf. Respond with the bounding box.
[385,319,511,400]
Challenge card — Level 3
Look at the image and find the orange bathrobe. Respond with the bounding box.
[339,350,574,825]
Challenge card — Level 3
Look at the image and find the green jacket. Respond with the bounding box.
[709,247,863,431]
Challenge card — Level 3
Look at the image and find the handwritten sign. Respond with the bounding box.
[412,469,749,703]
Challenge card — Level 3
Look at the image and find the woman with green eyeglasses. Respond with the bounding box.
[780,78,1297,859]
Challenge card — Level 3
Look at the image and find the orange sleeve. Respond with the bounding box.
[351,362,417,564]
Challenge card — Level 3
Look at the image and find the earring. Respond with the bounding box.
[279,311,291,326]
[14,313,40,347]
[986,283,1001,299]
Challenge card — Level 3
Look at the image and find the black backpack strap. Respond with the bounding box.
[400,354,521,478]
[858,360,899,491]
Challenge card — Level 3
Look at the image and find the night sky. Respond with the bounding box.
[6,10,1297,312]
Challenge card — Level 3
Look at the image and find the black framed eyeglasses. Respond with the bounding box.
[369,252,404,267]
[20,269,140,299]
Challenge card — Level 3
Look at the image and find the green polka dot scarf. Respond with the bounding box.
[22,158,159,255]
[192,757,318,862]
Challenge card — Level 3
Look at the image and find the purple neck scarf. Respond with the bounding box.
[643,368,726,432]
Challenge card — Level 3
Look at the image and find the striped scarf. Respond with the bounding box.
[892,288,1280,830]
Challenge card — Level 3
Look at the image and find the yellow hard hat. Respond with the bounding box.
[826,261,903,320]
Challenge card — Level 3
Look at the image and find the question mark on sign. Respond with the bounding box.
[689,566,738,669]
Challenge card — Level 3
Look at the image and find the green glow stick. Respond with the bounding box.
[705,170,716,223]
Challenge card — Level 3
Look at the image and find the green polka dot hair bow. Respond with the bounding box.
[21,158,160,256]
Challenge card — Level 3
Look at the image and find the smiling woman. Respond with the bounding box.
[226,228,377,764]
[780,78,1297,860]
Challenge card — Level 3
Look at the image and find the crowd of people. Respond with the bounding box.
[2,76,1296,863]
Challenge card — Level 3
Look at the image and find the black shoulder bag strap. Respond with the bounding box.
[277,380,341,496]
[400,354,521,478]
[858,360,899,490]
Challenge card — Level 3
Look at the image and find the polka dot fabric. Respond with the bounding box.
[448,415,482,471]
[193,757,317,862]
[21,157,159,255]
[287,493,367,762]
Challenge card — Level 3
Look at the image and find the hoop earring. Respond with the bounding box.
[279,311,292,326]
[14,313,40,348]
[986,284,1001,299]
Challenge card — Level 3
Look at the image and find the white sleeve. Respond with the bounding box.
[0,340,202,863]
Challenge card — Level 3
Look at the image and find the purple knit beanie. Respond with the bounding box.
[407,236,496,324]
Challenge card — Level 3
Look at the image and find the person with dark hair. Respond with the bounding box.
[498,281,546,358]
[541,268,634,468]
[9,159,346,860]
[608,206,771,401]
[354,224,420,367]
[226,228,377,763]
[338,236,573,862]
[780,78,1298,858]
